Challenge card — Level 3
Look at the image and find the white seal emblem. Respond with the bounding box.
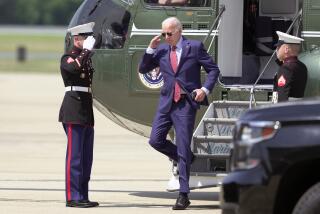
[138,67,164,89]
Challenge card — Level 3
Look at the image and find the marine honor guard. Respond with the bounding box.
[273,31,308,102]
[58,22,99,208]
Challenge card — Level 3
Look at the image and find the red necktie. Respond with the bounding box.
[170,46,181,102]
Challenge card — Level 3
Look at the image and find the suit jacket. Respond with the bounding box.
[139,36,220,113]
[59,47,95,126]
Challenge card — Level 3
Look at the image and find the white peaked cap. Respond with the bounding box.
[68,22,95,36]
[276,31,304,46]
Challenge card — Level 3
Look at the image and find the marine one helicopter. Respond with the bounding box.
[66,0,320,191]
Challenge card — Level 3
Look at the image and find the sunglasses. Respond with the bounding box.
[161,30,177,37]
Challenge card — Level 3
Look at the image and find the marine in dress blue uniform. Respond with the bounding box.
[139,17,220,210]
[58,22,99,208]
[273,31,308,102]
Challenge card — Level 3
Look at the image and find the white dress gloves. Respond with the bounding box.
[83,36,96,50]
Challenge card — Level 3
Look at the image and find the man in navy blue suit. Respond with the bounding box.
[139,17,220,210]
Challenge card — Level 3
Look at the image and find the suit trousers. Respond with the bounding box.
[63,123,94,201]
[149,98,196,193]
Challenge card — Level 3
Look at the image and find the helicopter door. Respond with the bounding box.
[217,0,244,85]
[93,5,132,86]
[91,1,133,112]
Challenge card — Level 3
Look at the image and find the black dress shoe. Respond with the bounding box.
[172,195,190,210]
[66,200,99,208]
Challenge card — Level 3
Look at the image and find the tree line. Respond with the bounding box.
[0,0,83,25]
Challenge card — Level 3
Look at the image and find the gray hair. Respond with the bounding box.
[162,17,183,31]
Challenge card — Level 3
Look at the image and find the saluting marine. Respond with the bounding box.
[58,22,99,208]
[273,31,308,102]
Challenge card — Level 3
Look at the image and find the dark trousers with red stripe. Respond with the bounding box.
[63,123,94,201]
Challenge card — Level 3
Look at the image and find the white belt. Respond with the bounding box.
[65,86,92,93]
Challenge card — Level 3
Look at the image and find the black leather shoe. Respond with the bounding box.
[172,195,190,210]
[66,200,99,208]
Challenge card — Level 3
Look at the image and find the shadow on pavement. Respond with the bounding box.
[130,190,219,201]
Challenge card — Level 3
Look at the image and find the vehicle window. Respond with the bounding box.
[144,0,210,7]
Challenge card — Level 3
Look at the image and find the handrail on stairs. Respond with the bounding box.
[203,4,225,53]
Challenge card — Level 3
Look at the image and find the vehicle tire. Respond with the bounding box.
[292,182,320,214]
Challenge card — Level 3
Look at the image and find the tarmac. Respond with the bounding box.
[0,72,221,214]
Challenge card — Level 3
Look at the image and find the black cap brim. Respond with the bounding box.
[274,40,285,47]
[78,32,94,36]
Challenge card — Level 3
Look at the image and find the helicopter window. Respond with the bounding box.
[144,0,210,7]
[98,10,131,49]
[259,0,298,18]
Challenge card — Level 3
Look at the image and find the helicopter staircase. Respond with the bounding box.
[167,99,271,191]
